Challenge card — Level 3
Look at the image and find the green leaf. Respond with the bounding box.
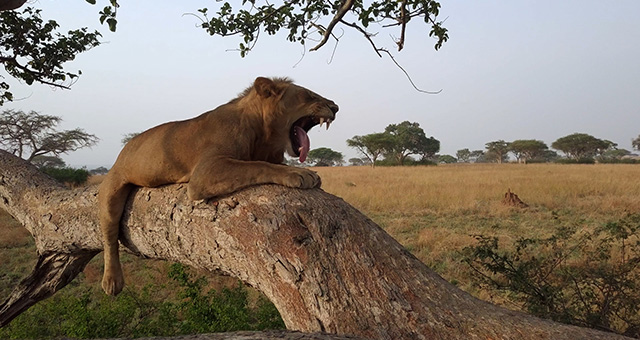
[85,0,96,4]
[106,18,117,32]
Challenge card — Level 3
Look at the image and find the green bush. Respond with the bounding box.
[462,213,640,338]
[0,264,284,339]
[41,167,90,186]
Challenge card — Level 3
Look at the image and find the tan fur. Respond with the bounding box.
[98,77,338,295]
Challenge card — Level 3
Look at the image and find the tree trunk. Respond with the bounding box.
[0,150,631,340]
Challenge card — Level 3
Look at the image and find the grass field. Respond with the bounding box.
[1,163,639,333]
[313,163,640,300]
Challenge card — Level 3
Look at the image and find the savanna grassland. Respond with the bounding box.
[1,163,639,337]
[313,163,640,301]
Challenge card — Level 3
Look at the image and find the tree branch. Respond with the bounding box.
[0,150,631,340]
[0,0,26,11]
[309,0,354,52]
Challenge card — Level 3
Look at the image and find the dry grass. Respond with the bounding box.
[314,163,640,216]
[313,163,640,294]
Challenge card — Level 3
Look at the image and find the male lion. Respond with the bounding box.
[99,77,338,296]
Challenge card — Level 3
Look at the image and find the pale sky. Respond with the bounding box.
[2,1,639,168]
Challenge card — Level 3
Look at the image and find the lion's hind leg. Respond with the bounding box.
[98,172,133,296]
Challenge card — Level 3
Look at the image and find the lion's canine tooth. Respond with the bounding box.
[326,119,331,130]
[319,117,325,127]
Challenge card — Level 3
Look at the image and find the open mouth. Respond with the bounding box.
[290,116,333,163]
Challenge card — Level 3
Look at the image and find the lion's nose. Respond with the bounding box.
[328,102,339,114]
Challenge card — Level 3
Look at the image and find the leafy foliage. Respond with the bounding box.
[307,147,344,166]
[384,121,440,165]
[551,133,614,161]
[348,121,439,166]
[347,132,394,167]
[484,140,510,164]
[462,214,640,338]
[41,167,90,186]
[438,154,457,164]
[0,110,98,161]
[633,135,640,151]
[0,263,284,338]
[0,7,101,104]
[509,140,548,164]
[193,1,448,57]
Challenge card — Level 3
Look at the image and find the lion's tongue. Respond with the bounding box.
[295,126,310,163]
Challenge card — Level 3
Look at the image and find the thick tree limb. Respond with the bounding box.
[0,150,631,339]
[0,0,26,11]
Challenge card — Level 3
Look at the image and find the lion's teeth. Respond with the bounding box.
[319,118,325,126]
[326,119,331,130]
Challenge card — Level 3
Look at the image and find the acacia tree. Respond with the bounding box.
[0,109,98,162]
[383,121,439,165]
[633,135,640,151]
[509,139,548,164]
[456,148,471,163]
[346,133,394,167]
[470,150,486,163]
[307,147,344,167]
[551,133,612,160]
[485,140,510,164]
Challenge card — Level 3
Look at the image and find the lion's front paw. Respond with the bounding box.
[281,168,321,189]
[102,266,125,296]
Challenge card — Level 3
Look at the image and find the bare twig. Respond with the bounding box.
[309,0,354,51]
[379,49,442,94]
[339,20,382,57]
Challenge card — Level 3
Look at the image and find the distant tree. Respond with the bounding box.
[0,7,102,105]
[121,132,140,146]
[31,155,65,169]
[633,135,640,151]
[384,121,439,165]
[307,147,344,167]
[0,110,99,162]
[509,140,548,164]
[348,158,364,166]
[533,150,560,163]
[598,149,631,162]
[485,140,510,164]
[347,133,395,167]
[438,155,457,164]
[470,150,487,163]
[285,158,304,167]
[89,166,109,175]
[418,137,441,162]
[456,149,471,163]
[551,133,612,160]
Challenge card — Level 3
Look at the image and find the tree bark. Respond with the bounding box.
[0,0,26,11]
[0,150,631,340]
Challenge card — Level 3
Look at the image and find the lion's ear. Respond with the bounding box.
[254,77,280,98]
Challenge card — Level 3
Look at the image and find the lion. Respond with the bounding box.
[98,76,338,296]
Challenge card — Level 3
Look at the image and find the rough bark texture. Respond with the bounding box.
[0,150,631,340]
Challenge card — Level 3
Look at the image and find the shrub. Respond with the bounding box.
[41,167,90,186]
[0,263,284,339]
[462,213,640,338]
